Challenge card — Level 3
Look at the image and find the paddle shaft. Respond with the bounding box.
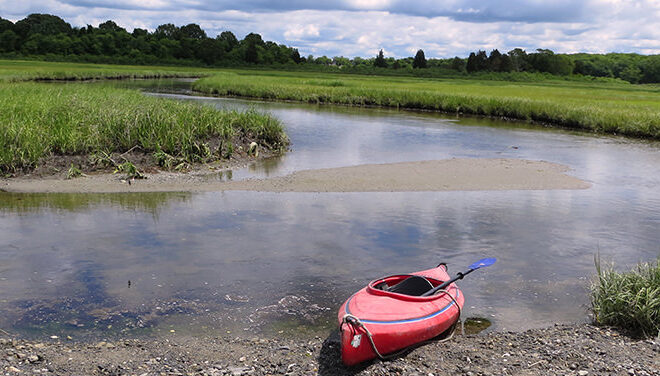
[421,268,476,297]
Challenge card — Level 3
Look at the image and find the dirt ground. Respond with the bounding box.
[1,323,658,375]
[1,158,590,193]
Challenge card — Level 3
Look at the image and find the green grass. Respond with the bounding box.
[0,82,287,173]
[193,70,660,139]
[0,59,211,82]
[591,257,660,337]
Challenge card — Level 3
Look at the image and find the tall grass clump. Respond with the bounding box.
[0,82,287,173]
[590,256,660,337]
[193,70,660,140]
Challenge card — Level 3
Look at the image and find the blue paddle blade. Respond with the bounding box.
[468,257,497,270]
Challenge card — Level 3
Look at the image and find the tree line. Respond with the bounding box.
[463,48,659,84]
[1,13,659,83]
[0,14,303,66]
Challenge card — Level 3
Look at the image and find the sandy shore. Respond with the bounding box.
[1,158,590,193]
[1,324,657,375]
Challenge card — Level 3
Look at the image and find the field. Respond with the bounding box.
[193,70,660,139]
[2,59,660,174]
[0,61,287,174]
[0,59,211,82]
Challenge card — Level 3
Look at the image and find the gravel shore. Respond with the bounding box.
[2,324,658,375]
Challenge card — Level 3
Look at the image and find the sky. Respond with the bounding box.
[1,0,659,58]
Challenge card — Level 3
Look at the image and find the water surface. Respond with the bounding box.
[1,79,659,339]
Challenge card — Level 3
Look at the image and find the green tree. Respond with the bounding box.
[0,17,13,33]
[640,56,660,83]
[291,49,302,63]
[0,30,19,52]
[197,38,223,65]
[13,14,72,39]
[488,49,502,71]
[155,23,180,39]
[217,31,238,51]
[98,20,124,33]
[413,49,427,68]
[374,49,387,68]
[508,48,529,71]
[180,23,206,39]
[619,65,642,83]
[450,57,465,72]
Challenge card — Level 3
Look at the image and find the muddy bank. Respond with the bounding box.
[1,323,657,375]
[1,158,590,193]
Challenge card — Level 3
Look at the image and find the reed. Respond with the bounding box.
[591,256,660,337]
[193,70,660,139]
[0,82,287,173]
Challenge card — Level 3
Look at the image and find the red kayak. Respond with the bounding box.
[338,263,464,366]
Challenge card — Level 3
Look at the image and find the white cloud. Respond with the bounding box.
[1,0,659,57]
[284,24,320,40]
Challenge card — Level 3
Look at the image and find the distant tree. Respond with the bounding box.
[527,49,574,75]
[499,54,513,72]
[413,49,427,68]
[13,14,72,39]
[244,43,258,63]
[0,30,19,52]
[488,49,502,71]
[619,65,642,83]
[196,38,223,64]
[131,28,148,38]
[333,56,350,67]
[374,49,387,68]
[466,52,478,73]
[217,31,238,52]
[98,20,125,33]
[315,56,332,65]
[180,23,206,39]
[475,50,489,71]
[640,56,660,83]
[0,17,13,33]
[450,57,465,72]
[243,33,265,47]
[155,23,180,39]
[466,50,488,73]
[291,49,302,64]
[507,48,529,71]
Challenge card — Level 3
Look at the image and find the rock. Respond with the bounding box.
[578,371,589,376]
[27,354,40,363]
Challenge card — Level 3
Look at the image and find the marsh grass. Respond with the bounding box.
[0,82,287,173]
[591,256,660,337]
[66,164,83,179]
[193,70,660,139]
[0,59,209,82]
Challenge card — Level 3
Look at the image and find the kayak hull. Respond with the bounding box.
[338,264,464,366]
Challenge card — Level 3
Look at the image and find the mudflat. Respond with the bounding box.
[1,158,590,193]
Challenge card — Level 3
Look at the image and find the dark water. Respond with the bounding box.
[1,79,659,339]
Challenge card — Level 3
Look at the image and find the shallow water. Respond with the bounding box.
[1,79,659,339]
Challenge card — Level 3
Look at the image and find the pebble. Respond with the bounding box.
[1,323,657,375]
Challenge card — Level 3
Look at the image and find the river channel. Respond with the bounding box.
[1,79,659,340]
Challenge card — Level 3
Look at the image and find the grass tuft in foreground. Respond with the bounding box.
[590,256,660,337]
[0,82,288,173]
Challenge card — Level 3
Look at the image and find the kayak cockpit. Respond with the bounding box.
[367,274,449,300]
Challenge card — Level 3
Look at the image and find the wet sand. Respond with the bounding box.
[1,158,590,193]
